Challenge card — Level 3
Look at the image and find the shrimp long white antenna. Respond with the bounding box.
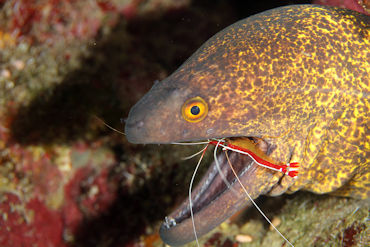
[214,140,230,188]
[224,151,294,247]
[93,115,126,135]
[213,139,237,195]
[181,146,208,160]
[189,144,208,247]
[171,141,210,145]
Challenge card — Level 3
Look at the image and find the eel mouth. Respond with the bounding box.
[159,137,278,246]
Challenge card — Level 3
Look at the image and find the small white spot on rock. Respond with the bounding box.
[88,185,99,198]
[1,69,11,78]
[5,81,14,89]
[206,128,214,135]
[269,217,281,230]
[235,234,253,243]
[11,60,25,70]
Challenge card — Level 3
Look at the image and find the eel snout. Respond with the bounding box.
[159,140,278,246]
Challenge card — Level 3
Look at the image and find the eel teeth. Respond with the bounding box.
[164,216,176,229]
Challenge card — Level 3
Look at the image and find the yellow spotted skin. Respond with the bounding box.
[125,5,369,199]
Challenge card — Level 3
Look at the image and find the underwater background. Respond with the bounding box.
[0,0,368,246]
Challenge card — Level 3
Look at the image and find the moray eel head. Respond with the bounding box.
[125,4,369,246]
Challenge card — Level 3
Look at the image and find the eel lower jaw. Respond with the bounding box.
[159,138,277,246]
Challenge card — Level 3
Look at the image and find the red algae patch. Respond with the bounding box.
[0,193,65,247]
[63,165,118,235]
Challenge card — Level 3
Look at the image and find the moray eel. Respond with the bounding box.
[125,4,369,246]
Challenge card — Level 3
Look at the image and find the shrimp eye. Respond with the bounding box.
[181,96,208,123]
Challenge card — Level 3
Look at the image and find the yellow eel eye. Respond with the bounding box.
[181,96,208,123]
